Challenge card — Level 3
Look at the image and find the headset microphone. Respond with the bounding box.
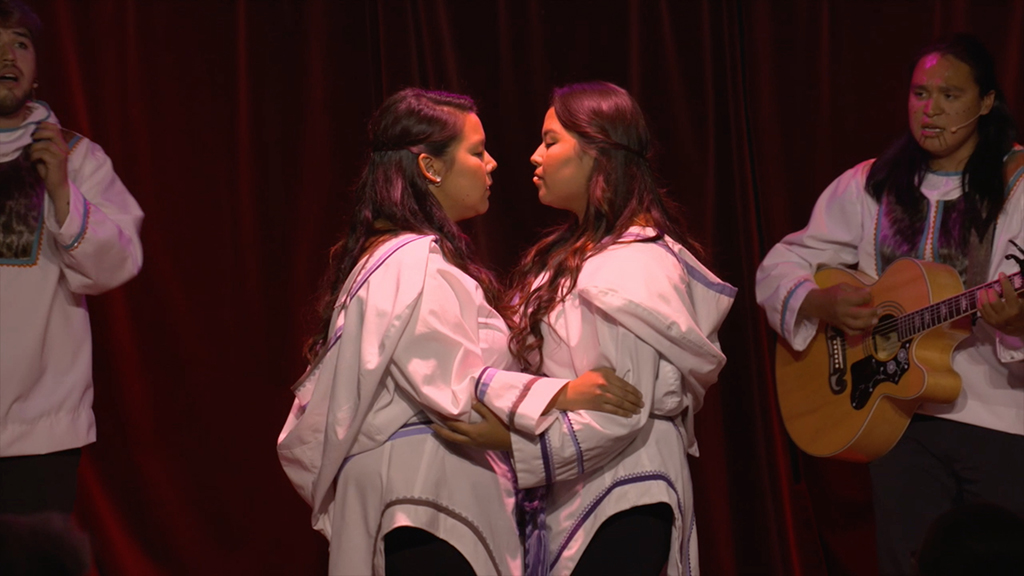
[948,112,982,134]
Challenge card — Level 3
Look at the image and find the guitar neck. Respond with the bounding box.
[894,271,1024,340]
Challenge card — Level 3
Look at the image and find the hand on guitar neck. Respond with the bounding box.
[775,258,1023,462]
[799,283,882,336]
[977,272,1024,338]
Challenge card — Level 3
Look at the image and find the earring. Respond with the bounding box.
[429,172,441,186]
[32,82,38,100]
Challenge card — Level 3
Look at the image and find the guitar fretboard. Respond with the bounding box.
[879,272,1024,340]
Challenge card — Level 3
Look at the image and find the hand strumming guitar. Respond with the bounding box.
[800,283,881,336]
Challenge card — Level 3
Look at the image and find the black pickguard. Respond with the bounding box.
[848,341,912,410]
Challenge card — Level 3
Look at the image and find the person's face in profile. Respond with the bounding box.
[530,107,594,220]
[426,112,497,223]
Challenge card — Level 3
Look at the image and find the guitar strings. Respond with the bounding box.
[837,271,1021,342]
[872,297,967,338]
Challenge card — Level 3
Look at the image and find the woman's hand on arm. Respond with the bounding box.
[431,403,512,451]
[544,367,643,417]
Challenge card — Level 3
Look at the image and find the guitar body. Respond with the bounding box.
[775,258,972,463]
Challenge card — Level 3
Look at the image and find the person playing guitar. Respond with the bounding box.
[755,35,1023,576]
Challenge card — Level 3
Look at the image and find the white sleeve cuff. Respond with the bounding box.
[476,368,568,434]
[45,181,89,251]
[784,281,821,352]
[509,429,551,489]
[996,332,1024,363]
[510,377,568,435]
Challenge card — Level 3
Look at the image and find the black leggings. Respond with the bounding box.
[384,503,674,576]
[571,503,674,576]
[0,448,81,515]
[384,527,476,576]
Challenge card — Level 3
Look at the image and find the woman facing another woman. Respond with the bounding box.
[277,88,642,576]
[441,81,736,576]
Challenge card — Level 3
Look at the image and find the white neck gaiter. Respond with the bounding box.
[0,101,59,163]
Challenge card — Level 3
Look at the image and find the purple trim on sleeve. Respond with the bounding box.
[508,376,542,428]
[539,430,554,485]
[62,197,90,251]
[475,366,498,401]
[560,412,584,476]
[780,279,812,342]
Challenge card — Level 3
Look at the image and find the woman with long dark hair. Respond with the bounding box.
[277,88,641,576]
[440,81,736,576]
[756,35,1024,575]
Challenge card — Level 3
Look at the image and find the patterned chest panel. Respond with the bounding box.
[875,192,969,283]
[0,155,46,267]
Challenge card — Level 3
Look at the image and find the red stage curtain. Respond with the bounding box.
[22,0,1024,574]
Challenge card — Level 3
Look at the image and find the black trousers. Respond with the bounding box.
[0,448,82,515]
[571,502,674,576]
[384,503,674,576]
[384,527,475,576]
[869,415,1024,575]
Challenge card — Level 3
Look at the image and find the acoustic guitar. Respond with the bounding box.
[775,254,1024,463]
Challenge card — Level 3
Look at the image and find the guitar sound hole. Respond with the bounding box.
[870,314,900,361]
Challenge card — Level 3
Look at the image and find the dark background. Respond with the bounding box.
[24,0,1024,574]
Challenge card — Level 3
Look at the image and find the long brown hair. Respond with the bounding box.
[304,88,507,362]
[508,81,701,373]
[866,35,1017,243]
